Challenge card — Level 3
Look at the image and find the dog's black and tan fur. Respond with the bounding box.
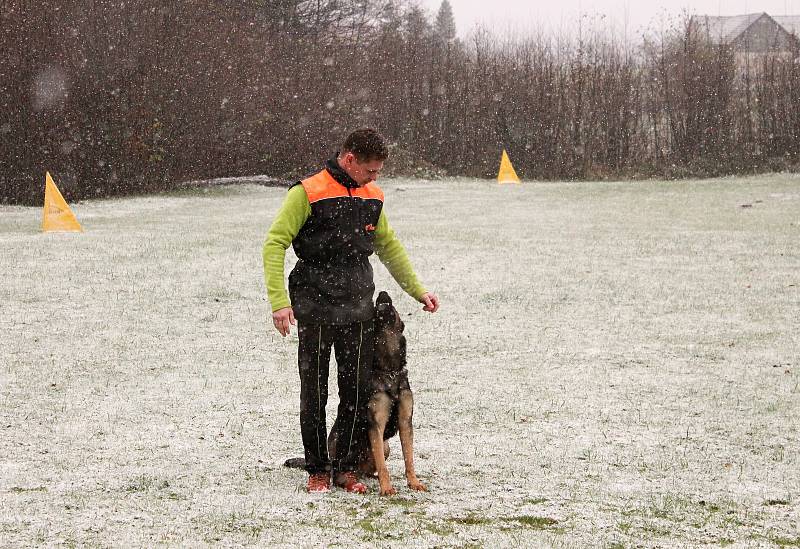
[366,291,426,495]
[285,291,426,495]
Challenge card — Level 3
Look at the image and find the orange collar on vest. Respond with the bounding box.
[301,169,384,204]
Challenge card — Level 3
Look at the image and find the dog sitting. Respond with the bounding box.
[365,290,426,495]
[284,291,426,496]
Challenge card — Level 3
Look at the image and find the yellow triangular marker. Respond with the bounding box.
[497,149,521,184]
[42,172,82,232]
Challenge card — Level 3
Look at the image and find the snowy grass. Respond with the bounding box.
[1,174,799,547]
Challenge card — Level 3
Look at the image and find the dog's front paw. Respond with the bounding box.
[408,479,427,492]
[379,484,397,496]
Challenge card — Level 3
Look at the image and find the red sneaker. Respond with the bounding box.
[307,473,331,493]
[334,471,368,494]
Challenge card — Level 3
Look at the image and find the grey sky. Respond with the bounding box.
[417,0,800,37]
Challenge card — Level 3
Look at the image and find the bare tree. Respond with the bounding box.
[3,0,799,205]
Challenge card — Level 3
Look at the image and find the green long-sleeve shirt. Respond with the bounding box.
[262,185,426,313]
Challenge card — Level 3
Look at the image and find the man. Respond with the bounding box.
[262,128,439,493]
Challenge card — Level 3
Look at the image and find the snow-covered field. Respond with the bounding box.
[1,175,799,547]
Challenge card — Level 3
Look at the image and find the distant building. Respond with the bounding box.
[772,15,800,38]
[690,13,799,53]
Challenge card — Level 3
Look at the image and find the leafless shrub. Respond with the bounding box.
[2,1,798,204]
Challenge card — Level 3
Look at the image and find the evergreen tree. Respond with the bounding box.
[435,0,456,42]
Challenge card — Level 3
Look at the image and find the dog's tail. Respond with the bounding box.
[283,457,306,469]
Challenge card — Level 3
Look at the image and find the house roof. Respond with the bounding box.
[692,13,768,44]
[773,15,800,36]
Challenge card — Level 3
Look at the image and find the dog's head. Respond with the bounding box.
[375,291,404,334]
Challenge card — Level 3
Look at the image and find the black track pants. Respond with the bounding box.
[297,320,374,475]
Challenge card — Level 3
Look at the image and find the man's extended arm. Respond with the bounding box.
[373,210,429,301]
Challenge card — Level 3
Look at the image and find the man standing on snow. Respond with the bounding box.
[262,128,439,493]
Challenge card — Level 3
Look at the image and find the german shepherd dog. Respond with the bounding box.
[285,291,426,496]
[364,290,426,495]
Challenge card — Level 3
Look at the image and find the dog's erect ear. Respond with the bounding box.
[376,291,392,306]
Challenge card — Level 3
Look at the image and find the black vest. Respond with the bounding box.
[288,161,384,324]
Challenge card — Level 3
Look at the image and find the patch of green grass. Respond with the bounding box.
[124,475,170,493]
[638,521,671,537]
[501,515,558,529]
[448,514,491,526]
[124,475,154,492]
[446,514,558,531]
[357,518,379,534]
[772,537,800,547]
[10,486,47,493]
[422,521,455,536]
[357,508,387,536]
[242,467,269,482]
[765,498,790,506]
[389,497,417,508]
[214,512,265,540]
[699,501,720,512]
[525,497,548,505]
[765,401,781,413]
[646,493,706,522]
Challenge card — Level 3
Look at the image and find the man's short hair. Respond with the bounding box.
[342,128,389,162]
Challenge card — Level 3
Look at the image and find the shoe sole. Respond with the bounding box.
[338,484,367,494]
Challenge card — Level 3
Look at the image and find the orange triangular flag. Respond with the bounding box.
[497,149,521,184]
[42,172,82,232]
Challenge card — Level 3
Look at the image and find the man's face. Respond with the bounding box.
[342,152,383,186]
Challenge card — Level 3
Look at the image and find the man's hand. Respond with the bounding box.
[420,292,439,313]
[272,307,296,336]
